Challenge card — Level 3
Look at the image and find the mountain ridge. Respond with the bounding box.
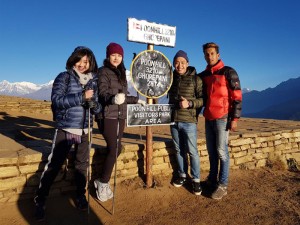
[242,76,300,120]
[1,75,299,121]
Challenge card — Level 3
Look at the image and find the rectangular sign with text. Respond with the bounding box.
[127,104,174,127]
[127,18,176,47]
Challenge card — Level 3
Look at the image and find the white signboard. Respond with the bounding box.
[128,18,176,47]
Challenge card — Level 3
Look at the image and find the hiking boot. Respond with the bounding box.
[76,195,88,211]
[94,179,113,202]
[34,196,45,221]
[211,185,228,200]
[192,182,202,195]
[173,177,187,187]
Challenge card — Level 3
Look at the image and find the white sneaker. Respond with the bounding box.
[94,179,113,202]
[106,183,114,200]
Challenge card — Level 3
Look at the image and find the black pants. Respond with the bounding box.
[36,130,89,202]
[97,118,125,183]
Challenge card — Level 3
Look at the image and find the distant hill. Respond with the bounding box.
[245,97,300,120]
[159,76,300,121]
[1,74,299,121]
[243,76,300,120]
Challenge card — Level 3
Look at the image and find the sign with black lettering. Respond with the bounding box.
[128,18,176,47]
[130,50,172,98]
[127,104,174,127]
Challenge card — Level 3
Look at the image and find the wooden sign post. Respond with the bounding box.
[128,18,176,187]
[146,44,153,188]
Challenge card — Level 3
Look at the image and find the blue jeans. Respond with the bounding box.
[205,118,229,186]
[171,122,200,182]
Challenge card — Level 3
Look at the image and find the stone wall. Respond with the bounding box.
[1,129,299,203]
[0,96,51,114]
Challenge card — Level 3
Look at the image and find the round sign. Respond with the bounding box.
[130,50,172,98]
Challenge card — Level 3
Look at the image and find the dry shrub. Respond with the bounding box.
[287,158,300,172]
[266,153,287,170]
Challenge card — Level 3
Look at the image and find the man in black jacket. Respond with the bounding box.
[168,50,203,195]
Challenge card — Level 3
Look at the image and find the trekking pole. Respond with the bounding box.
[51,129,58,152]
[112,106,120,215]
[87,107,92,214]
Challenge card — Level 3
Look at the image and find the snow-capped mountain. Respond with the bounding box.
[0,70,138,101]
[126,70,138,96]
[0,80,53,100]
[242,88,252,94]
[0,80,40,95]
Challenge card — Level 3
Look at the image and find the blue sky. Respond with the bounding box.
[1,0,299,91]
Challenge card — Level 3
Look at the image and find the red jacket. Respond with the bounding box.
[199,60,242,121]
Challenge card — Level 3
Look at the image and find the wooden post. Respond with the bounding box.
[146,44,154,188]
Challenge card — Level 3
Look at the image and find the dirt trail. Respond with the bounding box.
[0,168,299,225]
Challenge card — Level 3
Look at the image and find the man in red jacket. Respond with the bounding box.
[199,42,242,200]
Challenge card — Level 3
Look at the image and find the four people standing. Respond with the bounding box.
[199,42,242,199]
[34,41,242,221]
